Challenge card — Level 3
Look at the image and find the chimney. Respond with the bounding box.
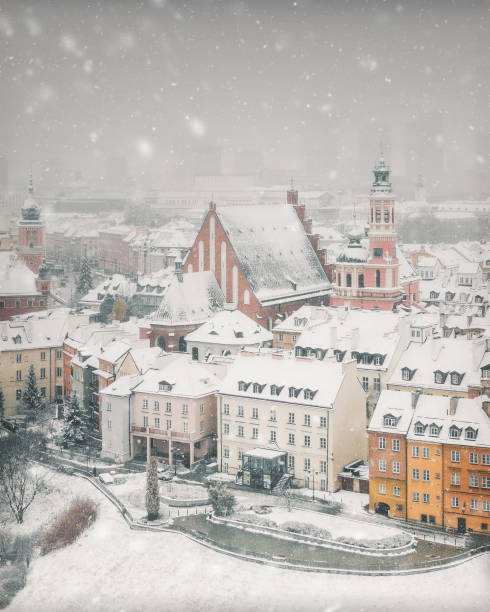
[449,396,459,416]
[482,399,490,419]
[209,201,216,212]
[411,389,421,409]
[351,327,360,351]
[330,325,337,348]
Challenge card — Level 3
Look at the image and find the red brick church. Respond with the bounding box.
[330,156,419,311]
[183,188,331,329]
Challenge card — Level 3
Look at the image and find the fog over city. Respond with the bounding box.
[0,0,488,198]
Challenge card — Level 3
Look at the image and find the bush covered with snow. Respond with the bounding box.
[208,482,236,517]
[281,521,332,541]
[336,533,412,549]
[39,498,98,555]
[232,514,278,529]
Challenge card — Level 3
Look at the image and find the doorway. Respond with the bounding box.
[457,517,466,533]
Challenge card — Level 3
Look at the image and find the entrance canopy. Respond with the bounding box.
[242,448,287,490]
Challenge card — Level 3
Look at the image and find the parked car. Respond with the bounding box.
[157,468,174,481]
[99,472,114,485]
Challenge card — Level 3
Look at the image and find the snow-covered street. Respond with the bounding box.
[7,472,490,612]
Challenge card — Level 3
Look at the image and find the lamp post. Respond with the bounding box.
[305,469,316,501]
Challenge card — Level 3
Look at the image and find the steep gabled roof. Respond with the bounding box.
[217,205,330,304]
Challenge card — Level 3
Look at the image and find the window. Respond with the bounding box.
[383,414,397,427]
[107,420,112,430]
[304,458,310,471]
[320,437,326,449]
[482,454,490,466]
[320,416,327,428]
[412,468,420,480]
[379,437,386,450]
[373,247,383,258]
[270,430,277,442]
[252,383,263,394]
[40,351,46,361]
[392,439,400,452]
[223,447,230,459]
[143,416,148,427]
[182,404,188,415]
[200,403,204,414]
[414,422,425,435]
[451,472,460,486]
[40,368,46,379]
[304,435,311,447]
[413,492,420,502]
[304,414,311,426]
[429,425,440,436]
[378,483,386,494]
[223,403,230,415]
[288,433,295,445]
[451,496,459,508]
[374,377,381,392]
[469,452,478,464]
[320,460,327,473]
[200,421,204,433]
[423,470,430,482]
[106,402,111,412]
[482,476,490,489]
[16,389,21,400]
[252,427,258,439]
[422,447,430,459]
[469,474,478,488]
[346,273,352,287]
[183,422,188,433]
[152,400,159,411]
[434,371,445,384]
[304,389,316,400]
[449,426,461,439]
[56,350,62,359]
[362,377,369,392]
[16,353,22,363]
[483,501,490,512]
[288,455,295,471]
[237,425,244,437]
[270,409,276,422]
[252,407,259,419]
[392,461,400,474]
[166,402,172,412]
[465,428,477,441]
[379,459,386,472]
[451,450,460,463]
[401,367,412,381]
[238,405,244,417]
[451,372,461,385]
[154,417,160,428]
[223,423,230,435]
[56,367,62,377]
[289,387,297,398]
[412,446,419,458]
[159,382,172,391]
[470,499,478,511]
[376,269,381,288]
[40,387,46,397]
[278,333,284,341]
[238,381,249,391]
[143,399,148,410]
[16,370,22,381]
[423,493,430,504]
[393,486,401,497]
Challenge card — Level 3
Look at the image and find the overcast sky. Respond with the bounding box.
[0,0,488,196]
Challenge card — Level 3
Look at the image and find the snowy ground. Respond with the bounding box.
[7,471,490,612]
[242,506,401,540]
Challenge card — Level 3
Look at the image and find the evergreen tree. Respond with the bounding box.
[99,295,115,324]
[21,364,44,422]
[145,457,160,521]
[62,393,87,446]
[208,482,236,517]
[0,383,5,420]
[76,256,93,297]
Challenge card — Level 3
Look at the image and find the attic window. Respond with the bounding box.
[288,386,301,398]
[270,384,283,396]
[13,335,22,344]
[351,351,360,362]
[449,425,461,439]
[475,295,483,303]
[465,427,478,441]
[238,381,250,392]
[383,414,398,428]
[252,383,265,394]
[373,354,384,366]
[401,367,414,381]
[434,370,447,384]
[334,350,346,362]
[430,291,439,299]
[429,424,441,437]
[304,389,317,400]
[234,330,244,338]
[450,372,463,385]
[414,422,426,435]
[159,381,173,392]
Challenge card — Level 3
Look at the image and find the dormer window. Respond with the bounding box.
[159,381,173,392]
[334,350,346,362]
[238,381,250,392]
[414,422,426,435]
[475,295,483,303]
[13,335,22,344]
[270,384,283,396]
[482,365,490,380]
[351,351,360,362]
[450,372,463,385]
[252,383,265,394]
[449,425,461,439]
[234,330,244,338]
[401,367,414,381]
[465,427,478,441]
[434,370,447,384]
[383,414,398,428]
[304,389,317,401]
[373,354,383,366]
[288,386,301,398]
[295,346,305,357]
[429,424,441,437]
[361,353,372,365]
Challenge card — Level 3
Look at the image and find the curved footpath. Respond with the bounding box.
[71,469,490,577]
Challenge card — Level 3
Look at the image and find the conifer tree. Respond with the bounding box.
[62,393,86,445]
[76,256,93,297]
[145,456,160,521]
[21,364,44,422]
[0,383,5,420]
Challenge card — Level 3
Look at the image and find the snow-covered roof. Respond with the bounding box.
[185,309,272,346]
[0,252,39,296]
[98,340,132,364]
[388,337,486,392]
[219,352,347,408]
[0,316,68,351]
[151,271,225,325]
[217,204,330,303]
[273,305,331,332]
[100,374,143,398]
[458,261,480,275]
[80,274,135,305]
[417,255,438,268]
[367,389,415,434]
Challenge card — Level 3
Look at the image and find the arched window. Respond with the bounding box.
[346,273,352,287]
[376,269,381,288]
[220,242,227,298]
[232,266,238,304]
[209,217,215,273]
[156,336,166,350]
[358,274,364,288]
[244,289,250,305]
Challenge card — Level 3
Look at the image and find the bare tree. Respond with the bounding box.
[0,431,47,524]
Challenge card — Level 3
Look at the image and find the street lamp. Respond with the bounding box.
[305,469,317,501]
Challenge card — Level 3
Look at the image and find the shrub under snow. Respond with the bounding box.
[39,498,98,555]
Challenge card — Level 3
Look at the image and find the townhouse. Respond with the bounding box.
[272,305,330,350]
[217,351,367,492]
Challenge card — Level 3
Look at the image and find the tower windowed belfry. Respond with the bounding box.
[18,172,45,273]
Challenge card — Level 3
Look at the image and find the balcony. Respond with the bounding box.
[171,431,190,440]
[149,427,169,436]
[131,425,147,433]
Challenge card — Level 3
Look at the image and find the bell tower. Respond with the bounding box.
[18,172,45,273]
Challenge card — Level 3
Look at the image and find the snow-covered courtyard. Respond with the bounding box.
[6,471,490,612]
